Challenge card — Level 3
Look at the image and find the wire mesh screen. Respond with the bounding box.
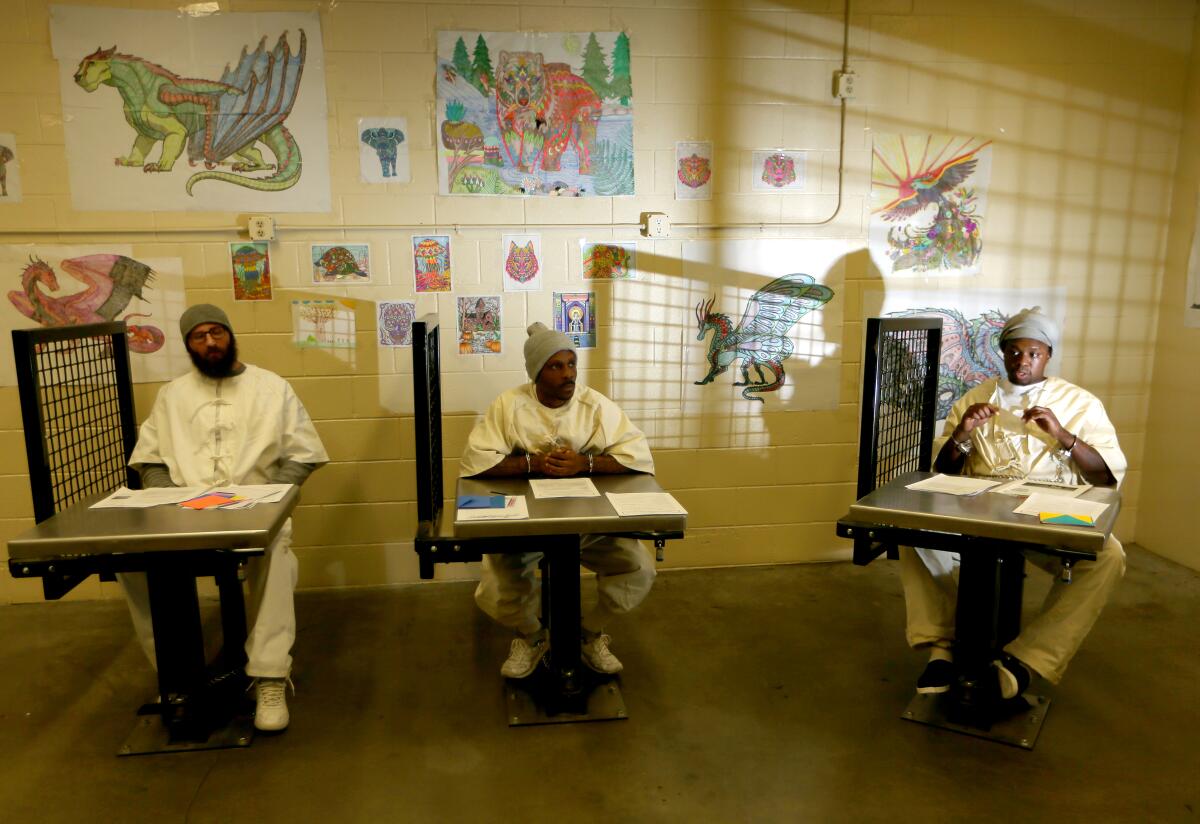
[12,322,139,523]
[412,315,443,524]
[857,317,942,499]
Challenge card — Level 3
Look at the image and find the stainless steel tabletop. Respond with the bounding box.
[844,471,1120,554]
[7,486,301,563]
[449,473,687,539]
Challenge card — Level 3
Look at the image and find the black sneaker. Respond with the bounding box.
[995,654,1031,700]
[916,658,955,694]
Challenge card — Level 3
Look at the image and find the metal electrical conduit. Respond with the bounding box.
[1,1,851,239]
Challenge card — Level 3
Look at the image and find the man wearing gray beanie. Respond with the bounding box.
[900,306,1127,703]
[460,322,657,679]
[121,303,328,732]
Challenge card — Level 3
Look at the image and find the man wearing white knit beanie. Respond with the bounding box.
[460,322,657,679]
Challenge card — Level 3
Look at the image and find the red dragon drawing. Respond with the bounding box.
[7,254,165,353]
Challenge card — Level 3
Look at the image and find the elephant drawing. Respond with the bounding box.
[360,127,406,178]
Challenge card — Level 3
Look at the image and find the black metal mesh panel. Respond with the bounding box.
[412,315,443,524]
[12,322,139,523]
[858,317,942,500]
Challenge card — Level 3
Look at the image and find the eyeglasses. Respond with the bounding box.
[188,326,229,345]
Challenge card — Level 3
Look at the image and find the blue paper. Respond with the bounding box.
[457,495,506,509]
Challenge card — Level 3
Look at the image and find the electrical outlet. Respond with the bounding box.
[833,70,857,100]
[248,215,275,241]
[641,212,670,238]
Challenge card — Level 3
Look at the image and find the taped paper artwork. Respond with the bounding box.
[0,133,22,203]
[413,235,452,293]
[436,31,633,197]
[230,242,272,301]
[293,299,355,349]
[49,6,331,212]
[752,150,805,192]
[311,244,371,285]
[554,291,595,349]
[359,117,409,184]
[582,241,636,280]
[378,301,415,347]
[675,141,712,200]
[869,134,992,278]
[0,245,187,385]
[457,295,502,354]
[502,234,543,292]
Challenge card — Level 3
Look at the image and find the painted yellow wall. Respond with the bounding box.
[1139,8,1200,573]
[0,0,1191,603]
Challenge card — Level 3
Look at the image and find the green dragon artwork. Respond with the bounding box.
[72,31,308,195]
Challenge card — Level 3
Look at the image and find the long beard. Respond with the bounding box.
[189,334,239,378]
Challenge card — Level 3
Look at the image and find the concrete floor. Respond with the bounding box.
[0,545,1197,823]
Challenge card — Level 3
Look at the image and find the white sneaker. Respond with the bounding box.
[501,636,548,679]
[253,676,294,732]
[581,633,623,674]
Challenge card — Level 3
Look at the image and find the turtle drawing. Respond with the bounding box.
[312,244,369,283]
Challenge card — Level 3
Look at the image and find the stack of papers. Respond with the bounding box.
[904,475,1002,496]
[456,495,529,521]
[1014,492,1109,527]
[605,492,688,517]
[528,478,600,498]
[90,484,293,511]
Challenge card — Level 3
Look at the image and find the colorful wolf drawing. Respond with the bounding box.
[72,31,307,195]
[694,274,835,403]
[494,51,601,174]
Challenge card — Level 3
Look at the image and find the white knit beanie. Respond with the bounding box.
[523,322,574,380]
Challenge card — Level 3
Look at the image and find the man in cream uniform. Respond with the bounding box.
[902,307,1127,700]
[460,322,656,679]
[121,304,328,732]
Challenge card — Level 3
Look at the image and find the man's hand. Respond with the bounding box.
[538,446,588,477]
[1022,405,1068,443]
[953,402,998,442]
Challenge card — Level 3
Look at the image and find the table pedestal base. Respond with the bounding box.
[119,708,255,756]
[901,692,1050,750]
[505,673,628,727]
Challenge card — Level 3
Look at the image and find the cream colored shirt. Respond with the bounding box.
[130,364,328,487]
[936,376,1126,486]
[460,383,654,477]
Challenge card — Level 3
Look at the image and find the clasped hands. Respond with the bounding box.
[530,445,588,477]
[954,402,1069,445]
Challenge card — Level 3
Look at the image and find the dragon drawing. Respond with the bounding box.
[886,306,1008,419]
[7,254,165,353]
[694,273,835,403]
[72,31,307,195]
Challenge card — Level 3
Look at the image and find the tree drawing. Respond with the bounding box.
[300,303,336,343]
[471,34,494,94]
[452,37,472,82]
[609,32,631,105]
[580,33,610,96]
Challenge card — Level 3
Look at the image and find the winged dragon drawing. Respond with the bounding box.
[8,254,165,353]
[694,274,835,403]
[72,31,308,195]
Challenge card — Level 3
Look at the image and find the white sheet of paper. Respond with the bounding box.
[991,479,1090,498]
[456,495,529,521]
[605,492,688,517]
[90,487,206,509]
[1013,493,1109,519]
[905,475,1002,496]
[216,484,293,504]
[528,478,600,499]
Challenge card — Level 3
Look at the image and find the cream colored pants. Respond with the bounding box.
[899,535,1125,683]
[117,520,298,679]
[475,536,656,635]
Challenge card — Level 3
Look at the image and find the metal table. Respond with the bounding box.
[416,473,686,726]
[6,487,299,755]
[837,470,1121,749]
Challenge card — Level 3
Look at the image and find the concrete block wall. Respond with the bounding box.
[0,0,1192,602]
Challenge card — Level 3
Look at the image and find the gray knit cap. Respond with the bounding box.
[1000,306,1058,352]
[179,303,232,339]
[524,322,574,380]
